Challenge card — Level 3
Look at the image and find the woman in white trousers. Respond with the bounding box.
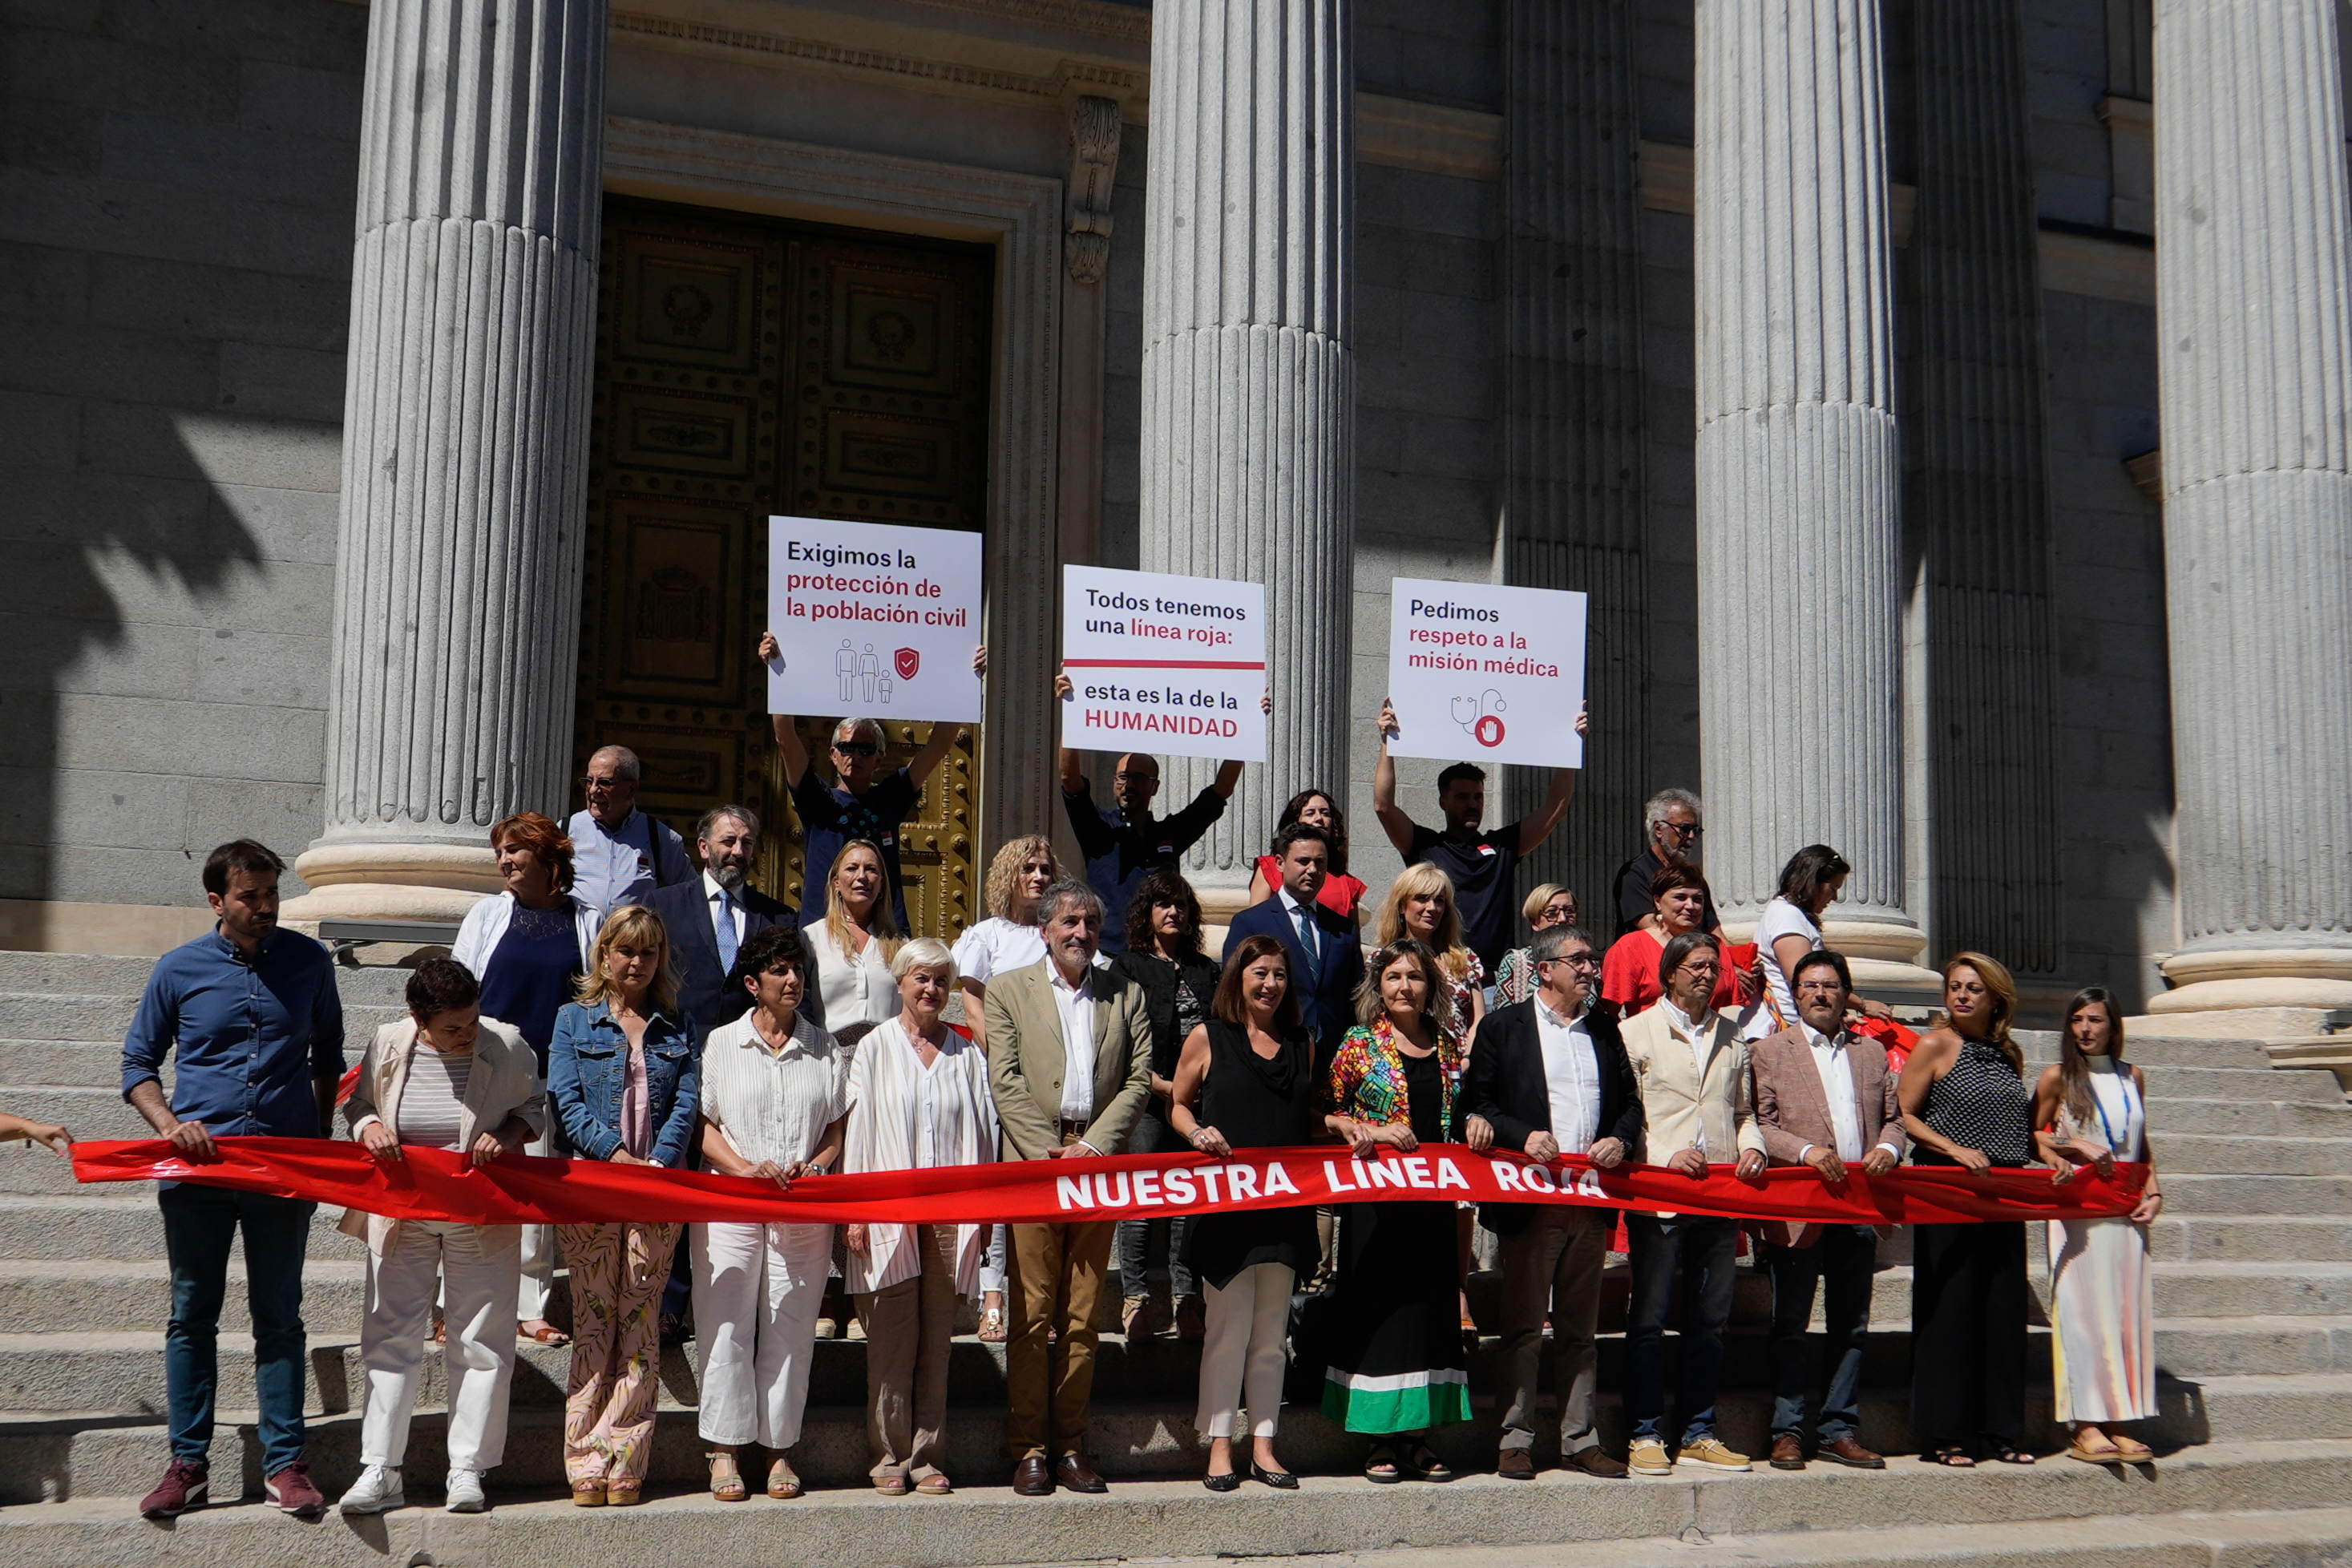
[691,923,848,1501]
[337,958,545,1515]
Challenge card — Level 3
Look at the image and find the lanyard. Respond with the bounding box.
[2086,1068,2137,1156]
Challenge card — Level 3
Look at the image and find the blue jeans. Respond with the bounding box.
[1623,1214,1739,1444]
[1764,1226,1877,1441]
[160,1183,316,1473]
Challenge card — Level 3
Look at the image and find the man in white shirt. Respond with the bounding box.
[567,746,693,915]
[1462,924,1643,1480]
[1615,931,1768,1477]
[984,882,1151,1497]
[1750,948,1906,1471]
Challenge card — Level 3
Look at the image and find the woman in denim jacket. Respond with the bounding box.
[548,904,702,1505]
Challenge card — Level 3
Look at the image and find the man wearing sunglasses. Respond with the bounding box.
[1461,923,1641,1481]
[758,632,985,931]
[1610,786,1721,938]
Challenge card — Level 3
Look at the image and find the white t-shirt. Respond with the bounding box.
[1748,896,1821,1039]
[952,917,1046,987]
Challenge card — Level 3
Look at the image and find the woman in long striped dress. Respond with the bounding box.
[2035,986,2163,1464]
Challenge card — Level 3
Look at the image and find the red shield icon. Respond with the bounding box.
[893,647,920,681]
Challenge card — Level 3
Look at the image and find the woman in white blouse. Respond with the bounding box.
[806,839,902,1049]
[843,938,1000,1497]
[691,923,847,1503]
[1745,844,1893,1039]
[952,835,1060,1052]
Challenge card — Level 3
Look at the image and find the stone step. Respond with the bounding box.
[2160,1172,2352,1214]
[0,989,409,1045]
[2152,1213,2352,1263]
[0,1194,364,1262]
[6,1452,2349,1568]
[0,950,417,1000]
[2124,1064,2348,1104]
[2155,1097,2352,1138]
[2156,1134,2352,1177]
[2147,1315,2352,1376]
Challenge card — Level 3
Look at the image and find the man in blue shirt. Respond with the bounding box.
[566,745,695,915]
[119,839,345,1521]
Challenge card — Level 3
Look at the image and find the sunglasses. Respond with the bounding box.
[833,742,880,758]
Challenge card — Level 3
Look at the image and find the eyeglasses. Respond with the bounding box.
[581,776,626,791]
[832,742,879,758]
[1664,822,1703,840]
[1541,953,1599,971]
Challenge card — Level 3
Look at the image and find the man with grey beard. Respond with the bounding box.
[646,806,798,1029]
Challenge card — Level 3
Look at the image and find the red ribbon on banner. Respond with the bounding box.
[70,1137,2144,1228]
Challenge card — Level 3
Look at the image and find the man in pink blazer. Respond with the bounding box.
[1750,948,1906,1472]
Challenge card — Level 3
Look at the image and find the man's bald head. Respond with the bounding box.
[584,746,642,826]
[1111,751,1161,814]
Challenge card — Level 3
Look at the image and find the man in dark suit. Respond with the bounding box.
[1221,823,1363,1068]
[1462,923,1642,1481]
[645,805,796,1031]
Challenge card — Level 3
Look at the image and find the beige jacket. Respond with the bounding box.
[983,957,1152,1162]
[1619,1002,1764,1216]
[337,1016,547,1255]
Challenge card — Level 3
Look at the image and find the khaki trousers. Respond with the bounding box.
[1004,1218,1115,1459]
[854,1223,960,1480]
[1495,1207,1612,1455]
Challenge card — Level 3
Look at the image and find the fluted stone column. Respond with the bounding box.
[1694,0,1936,992]
[285,0,606,922]
[1138,0,1352,904]
[2148,0,2352,1030]
[1499,0,1648,908]
[1907,0,2063,978]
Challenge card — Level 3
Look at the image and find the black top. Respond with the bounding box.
[1919,1037,2035,1169]
[1610,847,1721,937]
[1062,778,1228,953]
[1401,1046,1449,1145]
[1408,822,1522,970]
[1108,945,1222,1083]
[1460,998,1645,1235]
[790,767,920,932]
[478,903,580,1069]
[1182,1019,1319,1288]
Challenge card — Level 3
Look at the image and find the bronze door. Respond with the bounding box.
[576,197,992,936]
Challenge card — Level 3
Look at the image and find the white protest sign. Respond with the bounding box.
[767,516,984,723]
[1061,566,1267,762]
[1385,578,1586,769]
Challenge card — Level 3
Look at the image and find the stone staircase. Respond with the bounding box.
[2,947,2350,1568]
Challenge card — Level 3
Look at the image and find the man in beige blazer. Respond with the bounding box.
[984,880,1151,1497]
[1616,930,1765,1477]
[1750,947,1905,1472]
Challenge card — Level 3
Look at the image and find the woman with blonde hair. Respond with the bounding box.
[547,905,704,1505]
[952,835,1062,1052]
[806,839,902,1049]
[1375,863,1485,1039]
[1491,883,1577,1005]
[2036,987,2161,1464]
[1897,952,2067,1467]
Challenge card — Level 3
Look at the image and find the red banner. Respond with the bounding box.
[70,1137,2144,1228]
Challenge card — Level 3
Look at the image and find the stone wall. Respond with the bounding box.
[0,0,366,940]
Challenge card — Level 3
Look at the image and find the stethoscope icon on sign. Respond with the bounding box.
[1452,689,1508,749]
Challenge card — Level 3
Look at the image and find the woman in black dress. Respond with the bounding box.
[1319,938,1469,1483]
[1111,871,1224,1340]
[1168,933,1318,1490]
[1897,950,2070,1465]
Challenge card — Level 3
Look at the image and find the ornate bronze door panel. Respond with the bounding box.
[576,198,992,935]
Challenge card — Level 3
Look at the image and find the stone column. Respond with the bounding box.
[1694,0,1936,994]
[284,0,607,923]
[1906,0,2063,979]
[2147,0,2352,1032]
[1498,0,1648,910]
[1138,0,1352,909]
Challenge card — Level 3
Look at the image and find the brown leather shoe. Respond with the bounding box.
[1055,1453,1109,1493]
[1496,1449,1537,1480]
[1012,1456,1054,1497]
[1769,1433,1806,1470]
[1817,1436,1885,1469]
[1563,1447,1629,1478]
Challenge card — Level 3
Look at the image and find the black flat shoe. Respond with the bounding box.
[1202,1469,1243,1493]
[1250,1463,1299,1489]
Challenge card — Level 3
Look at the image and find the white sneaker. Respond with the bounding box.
[338,1464,404,1514]
[444,1469,487,1513]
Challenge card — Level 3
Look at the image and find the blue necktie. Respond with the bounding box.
[1293,903,1321,981]
[715,888,739,972]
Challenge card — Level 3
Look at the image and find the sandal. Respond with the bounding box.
[978,1302,1008,1344]
[1364,1445,1404,1485]
[915,1473,953,1496]
[706,1453,747,1502]
[768,1459,802,1500]
[1986,1445,2036,1465]
[520,1319,571,1346]
[2066,1441,2125,1465]
[1926,1447,1977,1468]
[1405,1444,1456,1483]
[2112,1437,2155,1461]
[605,1481,643,1506]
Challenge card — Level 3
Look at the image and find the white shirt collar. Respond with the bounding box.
[1800,1019,1845,1051]
[701,869,729,902]
[1536,992,1588,1030]
[1662,1000,1706,1038]
[1277,886,1310,919]
[1048,959,1093,996]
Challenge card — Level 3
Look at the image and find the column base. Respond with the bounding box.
[2132,945,2352,1037]
[277,841,501,927]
